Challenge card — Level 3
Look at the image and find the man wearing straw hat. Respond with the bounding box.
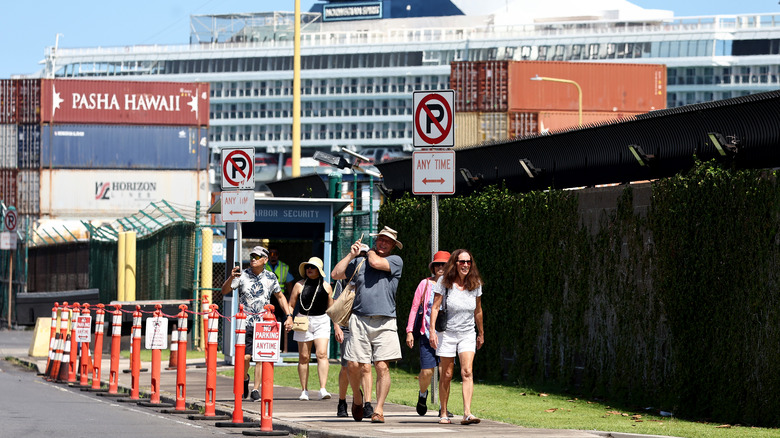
[332,226,403,424]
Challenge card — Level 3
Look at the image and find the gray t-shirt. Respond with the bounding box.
[346,254,403,317]
[433,277,482,333]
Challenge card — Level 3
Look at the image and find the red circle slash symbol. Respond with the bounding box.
[415,94,453,145]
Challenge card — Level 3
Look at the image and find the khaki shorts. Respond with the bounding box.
[343,314,401,364]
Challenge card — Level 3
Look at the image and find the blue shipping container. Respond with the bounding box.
[18,124,41,169]
[41,124,208,170]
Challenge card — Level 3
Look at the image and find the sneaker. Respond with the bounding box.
[439,408,453,417]
[416,390,428,416]
[250,389,260,401]
[320,388,331,400]
[362,401,374,419]
[337,399,349,417]
[299,390,309,401]
[243,375,250,399]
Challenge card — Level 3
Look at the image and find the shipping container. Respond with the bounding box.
[17,124,40,169]
[454,112,509,147]
[508,110,643,137]
[479,61,509,112]
[17,169,40,214]
[39,79,210,126]
[451,61,666,113]
[39,169,210,220]
[0,80,17,124]
[41,124,208,170]
[0,169,17,206]
[508,61,666,113]
[16,79,41,124]
[451,62,479,112]
[454,113,479,147]
[0,125,17,168]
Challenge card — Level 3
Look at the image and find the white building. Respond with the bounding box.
[35,0,780,185]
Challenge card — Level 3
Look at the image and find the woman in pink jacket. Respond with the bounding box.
[405,250,450,417]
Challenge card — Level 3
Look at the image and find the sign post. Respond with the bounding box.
[3,207,16,325]
[412,91,456,403]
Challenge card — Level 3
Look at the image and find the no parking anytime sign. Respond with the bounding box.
[413,90,455,148]
[252,320,281,362]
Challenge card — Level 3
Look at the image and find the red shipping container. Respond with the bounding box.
[0,169,17,206]
[40,79,210,126]
[508,61,666,113]
[451,62,479,112]
[16,79,41,124]
[0,80,17,124]
[478,61,509,112]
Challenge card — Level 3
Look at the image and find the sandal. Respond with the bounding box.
[438,416,451,424]
[371,412,385,423]
[461,414,481,425]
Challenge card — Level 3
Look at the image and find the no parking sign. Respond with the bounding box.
[221,148,255,190]
[413,90,455,148]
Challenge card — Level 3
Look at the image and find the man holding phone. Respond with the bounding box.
[222,245,294,401]
[331,226,403,423]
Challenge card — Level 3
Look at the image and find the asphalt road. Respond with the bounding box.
[0,359,233,437]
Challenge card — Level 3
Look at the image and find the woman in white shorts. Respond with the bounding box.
[289,256,335,401]
[429,249,485,425]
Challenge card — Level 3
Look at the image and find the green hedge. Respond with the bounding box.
[381,161,780,426]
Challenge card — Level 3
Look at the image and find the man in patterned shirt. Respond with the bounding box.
[222,245,294,401]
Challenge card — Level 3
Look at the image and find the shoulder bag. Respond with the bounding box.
[434,286,448,332]
[326,258,366,327]
[292,281,320,332]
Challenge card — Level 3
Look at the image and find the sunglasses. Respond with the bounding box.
[305,265,318,270]
[456,259,472,265]
[250,254,264,260]
[432,263,445,268]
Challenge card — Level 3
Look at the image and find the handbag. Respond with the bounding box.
[293,280,321,332]
[434,287,448,332]
[326,258,366,327]
[292,315,309,332]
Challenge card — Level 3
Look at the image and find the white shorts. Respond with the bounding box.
[436,329,476,358]
[293,314,331,343]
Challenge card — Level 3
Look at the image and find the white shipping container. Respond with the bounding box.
[0,125,17,168]
[39,169,210,220]
[17,170,40,214]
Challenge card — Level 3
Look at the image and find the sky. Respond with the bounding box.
[1,0,778,78]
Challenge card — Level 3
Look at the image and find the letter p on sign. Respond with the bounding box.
[413,90,455,148]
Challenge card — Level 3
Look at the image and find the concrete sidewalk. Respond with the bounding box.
[1,328,675,438]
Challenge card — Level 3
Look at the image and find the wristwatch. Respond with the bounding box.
[286,313,293,318]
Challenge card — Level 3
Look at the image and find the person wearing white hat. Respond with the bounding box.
[288,257,334,401]
[221,245,294,402]
[331,226,404,423]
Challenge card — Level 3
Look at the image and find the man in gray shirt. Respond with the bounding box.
[331,226,403,423]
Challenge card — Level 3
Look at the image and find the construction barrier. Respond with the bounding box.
[88,304,106,391]
[67,303,79,383]
[38,296,294,435]
[166,324,179,370]
[161,305,198,414]
[43,303,59,374]
[189,304,230,421]
[77,303,92,387]
[97,305,124,397]
[216,304,260,428]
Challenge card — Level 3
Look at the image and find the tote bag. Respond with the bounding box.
[326,259,365,327]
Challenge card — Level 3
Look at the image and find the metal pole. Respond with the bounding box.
[291,0,301,176]
[430,194,438,405]
[7,249,12,326]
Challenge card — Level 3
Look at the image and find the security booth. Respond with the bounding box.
[207,195,350,363]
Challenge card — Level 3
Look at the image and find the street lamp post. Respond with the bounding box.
[530,75,583,127]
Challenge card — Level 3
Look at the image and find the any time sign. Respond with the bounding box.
[412,150,455,195]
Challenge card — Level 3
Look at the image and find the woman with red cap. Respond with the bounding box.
[405,250,450,417]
